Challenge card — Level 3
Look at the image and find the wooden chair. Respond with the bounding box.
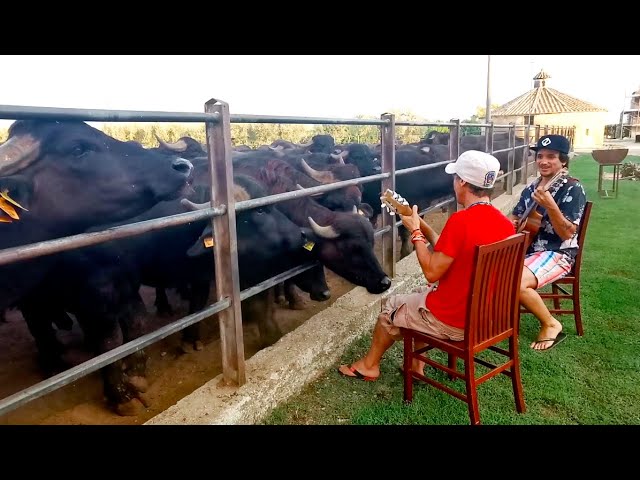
[400,233,528,425]
[520,201,593,336]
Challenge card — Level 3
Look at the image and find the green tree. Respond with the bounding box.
[476,103,502,121]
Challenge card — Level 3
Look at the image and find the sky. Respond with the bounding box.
[1,55,638,128]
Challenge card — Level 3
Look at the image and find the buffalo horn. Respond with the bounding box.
[155,133,188,152]
[308,216,340,239]
[0,134,40,175]
[329,153,345,164]
[300,159,334,183]
[180,198,210,211]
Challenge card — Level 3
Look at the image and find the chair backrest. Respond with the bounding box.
[570,201,593,278]
[465,232,527,347]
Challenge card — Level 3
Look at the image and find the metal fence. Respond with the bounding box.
[0,100,561,417]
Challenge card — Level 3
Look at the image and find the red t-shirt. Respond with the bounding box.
[426,204,515,329]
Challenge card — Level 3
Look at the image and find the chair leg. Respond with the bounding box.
[573,283,584,336]
[448,354,457,380]
[552,283,561,310]
[403,334,414,404]
[464,354,481,425]
[509,336,526,414]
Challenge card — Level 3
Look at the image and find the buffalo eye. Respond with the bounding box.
[69,142,92,158]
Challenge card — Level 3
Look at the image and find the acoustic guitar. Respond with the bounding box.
[516,169,567,248]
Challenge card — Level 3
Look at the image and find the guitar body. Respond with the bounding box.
[517,208,542,249]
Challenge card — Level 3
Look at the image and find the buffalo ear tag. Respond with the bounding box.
[203,237,215,248]
[303,241,315,251]
[0,190,28,211]
[0,198,19,220]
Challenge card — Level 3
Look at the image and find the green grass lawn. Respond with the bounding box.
[262,154,640,425]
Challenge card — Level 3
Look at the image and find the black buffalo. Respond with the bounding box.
[240,159,391,294]
[0,120,193,415]
[18,171,327,414]
[0,120,193,313]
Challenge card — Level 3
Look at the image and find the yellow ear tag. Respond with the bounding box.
[0,198,19,220]
[303,241,315,251]
[203,236,215,248]
[0,190,28,211]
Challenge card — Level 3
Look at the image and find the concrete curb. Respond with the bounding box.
[145,180,531,425]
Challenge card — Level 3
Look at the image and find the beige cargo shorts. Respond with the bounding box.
[379,284,464,341]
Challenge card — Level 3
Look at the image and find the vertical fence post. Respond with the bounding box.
[487,121,495,154]
[523,123,531,182]
[380,112,396,278]
[448,119,461,216]
[534,125,541,177]
[506,122,515,195]
[204,98,245,386]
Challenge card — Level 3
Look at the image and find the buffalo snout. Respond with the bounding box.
[367,275,391,294]
[311,289,331,302]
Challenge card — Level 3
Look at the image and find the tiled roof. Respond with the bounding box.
[492,86,608,116]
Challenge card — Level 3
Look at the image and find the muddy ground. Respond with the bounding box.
[0,210,451,425]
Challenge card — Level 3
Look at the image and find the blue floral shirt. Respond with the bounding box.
[512,175,587,260]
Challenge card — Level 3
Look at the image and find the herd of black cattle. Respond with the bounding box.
[0,120,525,415]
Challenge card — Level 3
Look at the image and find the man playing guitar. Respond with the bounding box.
[511,134,587,351]
[338,150,515,381]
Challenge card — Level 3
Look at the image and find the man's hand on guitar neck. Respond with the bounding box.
[400,205,421,232]
[531,187,557,211]
[400,205,440,246]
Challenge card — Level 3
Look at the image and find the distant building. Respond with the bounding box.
[618,87,640,139]
[491,69,608,149]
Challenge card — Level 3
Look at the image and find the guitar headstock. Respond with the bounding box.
[380,189,412,216]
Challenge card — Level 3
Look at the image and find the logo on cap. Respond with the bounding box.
[541,137,551,146]
[484,171,496,187]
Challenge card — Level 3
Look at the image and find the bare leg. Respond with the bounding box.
[338,314,395,379]
[412,340,428,375]
[519,267,563,350]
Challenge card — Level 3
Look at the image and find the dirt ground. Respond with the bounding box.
[0,210,451,425]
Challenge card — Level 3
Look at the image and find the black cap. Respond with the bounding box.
[530,134,570,155]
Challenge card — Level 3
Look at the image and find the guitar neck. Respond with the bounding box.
[390,202,437,243]
[417,218,438,244]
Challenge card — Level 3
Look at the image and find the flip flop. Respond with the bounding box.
[531,331,567,351]
[338,364,378,381]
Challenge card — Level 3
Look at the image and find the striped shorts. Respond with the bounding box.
[524,251,573,289]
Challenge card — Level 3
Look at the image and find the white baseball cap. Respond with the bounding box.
[445,150,501,188]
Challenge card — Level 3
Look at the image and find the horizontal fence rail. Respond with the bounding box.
[0,297,232,417]
[0,104,222,123]
[0,100,560,419]
[0,207,227,266]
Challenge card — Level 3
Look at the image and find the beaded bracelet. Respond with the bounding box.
[410,232,427,244]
